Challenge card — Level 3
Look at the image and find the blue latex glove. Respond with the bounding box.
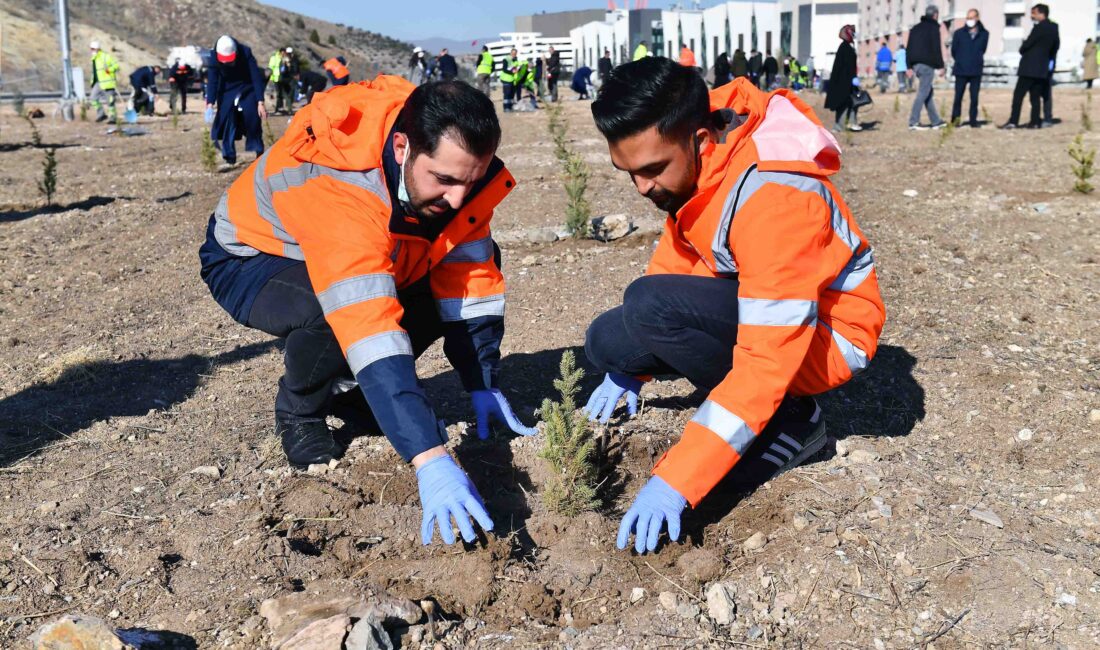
[416,455,494,545]
[204,106,215,124]
[852,76,861,87]
[471,389,537,439]
[617,476,688,554]
[584,372,643,424]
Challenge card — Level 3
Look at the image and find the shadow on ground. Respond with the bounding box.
[0,196,130,223]
[0,341,276,467]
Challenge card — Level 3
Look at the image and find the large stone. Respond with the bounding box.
[590,214,635,242]
[260,588,420,648]
[344,615,394,650]
[280,614,349,650]
[30,615,130,650]
[705,582,737,625]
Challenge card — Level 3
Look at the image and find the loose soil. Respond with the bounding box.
[1,88,1098,648]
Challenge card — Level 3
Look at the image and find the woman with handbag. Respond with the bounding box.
[825,25,864,132]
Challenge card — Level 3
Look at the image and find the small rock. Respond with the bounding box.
[463,617,478,632]
[345,615,393,650]
[705,582,736,625]
[31,615,126,650]
[565,254,576,264]
[742,531,768,551]
[675,601,700,619]
[37,501,60,514]
[747,625,764,640]
[557,627,579,642]
[792,515,809,530]
[848,449,880,464]
[526,227,559,244]
[658,591,679,612]
[823,532,840,548]
[969,508,1004,528]
[1016,428,1033,441]
[107,609,120,620]
[629,587,647,604]
[189,465,221,479]
[282,614,350,650]
[1007,344,1025,352]
[1088,409,1100,424]
[1057,592,1077,607]
[520,255,537,266]
[590,214,635,241]
[306,463,329,475]
[834,439,851,457]
[1031,202,1049,213]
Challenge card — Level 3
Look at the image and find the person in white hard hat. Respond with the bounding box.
[205,35,267,167]
[408,47,428,85]
[89,40,121,122]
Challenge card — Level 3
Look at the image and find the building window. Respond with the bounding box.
[738,34,744,51]
[766,31,772,54]
[781,11,792,56]
[1005,13,1023,27]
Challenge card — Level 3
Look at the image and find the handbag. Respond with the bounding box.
[850,88,872,109]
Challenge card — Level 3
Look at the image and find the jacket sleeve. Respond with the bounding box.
[1020,27,1038,54]
[274,174,445,461]
[429,225,506,392]
[978,30,989,57]
[247,50,267,101]
[646,218,699,275]
[205,66,220,105]
[653,177,848,506]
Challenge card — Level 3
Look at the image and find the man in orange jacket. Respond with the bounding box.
[323,56,351,86]
[199,78,535,545]
[584,57,885,553]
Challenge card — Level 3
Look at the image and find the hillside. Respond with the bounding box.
[1,0,413,92]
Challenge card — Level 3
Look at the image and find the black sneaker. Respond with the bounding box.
[329,389,380,449]
[277,418,342,469]
[728,396,826,486]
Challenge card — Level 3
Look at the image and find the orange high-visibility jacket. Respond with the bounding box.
[323,58,350,80]
[212,76,515,460]
[649,78,885,506]
[679,47,697,68]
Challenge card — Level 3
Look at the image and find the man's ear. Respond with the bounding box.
[695,126,716,155]
[393,132,409,166]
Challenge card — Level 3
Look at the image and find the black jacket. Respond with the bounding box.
[129,66,157,90]
[748,52,762,73]
[763,56,779,75]
[546,51,561,79]
[907,16,945,69]
[824,41,857,110]
[438,54,458,79]
[950,23,988,76]
[1017,19,1059,79]
[598,56,612,78]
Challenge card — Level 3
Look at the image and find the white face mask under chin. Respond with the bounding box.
[397,147,411,208]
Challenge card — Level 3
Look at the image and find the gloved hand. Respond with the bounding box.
[204,105,215,124]
[584,372,643,424]
[852,76,861,87]
[416,455,494,545]
[471,389,537,439]
[617,476,688,554]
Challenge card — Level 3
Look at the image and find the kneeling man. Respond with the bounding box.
[200,78,534,545]
[584,58,886,553]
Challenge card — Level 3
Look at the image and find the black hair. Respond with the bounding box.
[591,56,711,144]
[396,80,500,158]
[1033,3,1048,17]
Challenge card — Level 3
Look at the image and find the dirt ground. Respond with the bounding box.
[1,86,1098,648]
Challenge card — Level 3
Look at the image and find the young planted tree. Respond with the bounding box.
[263,119,277,147]
[538,350,600,516]
[892,95,900,114]
[79,101,89,122]
[938,118,956,146]
[1081,101,1093,132]
[981,105,992,124]
[546,103,591,237]
[1068,134,1095,194]
[24,115,42,147]
[38,148,58,206]
[201,131,218,172]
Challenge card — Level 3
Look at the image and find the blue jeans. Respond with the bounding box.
[585,274,740,391]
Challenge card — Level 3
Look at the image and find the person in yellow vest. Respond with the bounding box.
[89,41,120,122]
[268,48,284,108]
[633,41,650,61]
[476,45,494,95]
[500,48,519,112]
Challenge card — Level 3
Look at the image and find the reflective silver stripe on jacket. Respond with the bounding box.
[738,297,818,327]
[441,237,494,264]
[212,193,260,257]
[691,400,756,455]
[710,165,759,275]
[829,247,875,293]
[821,322,870,375]
[345,330,413,375]
[435,294,506,322]
[316,274,398,315]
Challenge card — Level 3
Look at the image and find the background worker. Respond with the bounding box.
[324,56,351,86]
[167,58,194,114]
[476,45,494,94]
[545,45,561,102]
[205,35,267,167]
[437,48,458,81]
[1002,3,1059,128]
[633,40,649,61]
[906,5,946,130]
[276,47,300,114]
[298,68,328,104]
[199,78,535,546]
[950,8,988,127]
[129,64,161,116]
[89,40,120,122]
[584,58,885,554]
[500,48,519,112]
[267,48,284,109]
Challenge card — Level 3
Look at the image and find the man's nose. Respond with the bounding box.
[633,175,655,196]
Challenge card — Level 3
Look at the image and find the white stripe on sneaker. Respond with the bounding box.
[778,433,803,451]
[768,443,794,461]
[761,452,786,467]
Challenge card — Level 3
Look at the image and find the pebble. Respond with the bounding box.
[902,189,919,198]
[675,601,700,619]
[969,507,1004,528]
[705,582,737,625]
[306,463,329,475]
[1017,428,1034,441]
[520,255,537,266]
[792,515,810,531]
[658,591,679,612]
[629,587,647,604]
[848,449,880,464]
[743,531,768,551]
[1088,409,1100,424]
[1031,202,1049,213]
[1057,592,1077,606]
[835,439,851,457]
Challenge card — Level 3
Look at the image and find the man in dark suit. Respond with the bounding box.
[1001,3,1059,128]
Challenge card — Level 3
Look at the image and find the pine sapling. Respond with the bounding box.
[38,148,58,206]
[563,152,591,237]
[538,350,599,516]
[263,119,276,147]
[79,101,88,122]
[1068,134,1095,194]
[12,91,25,117]
[200,131,218,172]
[1081,102,1092,132]
[24,115,42,147]
[171,108,180,130]
[938,118,956,146]
[981,106,992,124]
[893,95,900,114]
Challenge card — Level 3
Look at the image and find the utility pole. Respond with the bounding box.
[57,0,75,120]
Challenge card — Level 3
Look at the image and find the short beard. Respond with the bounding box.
[402,159,455,220]
[647,187,691,215]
